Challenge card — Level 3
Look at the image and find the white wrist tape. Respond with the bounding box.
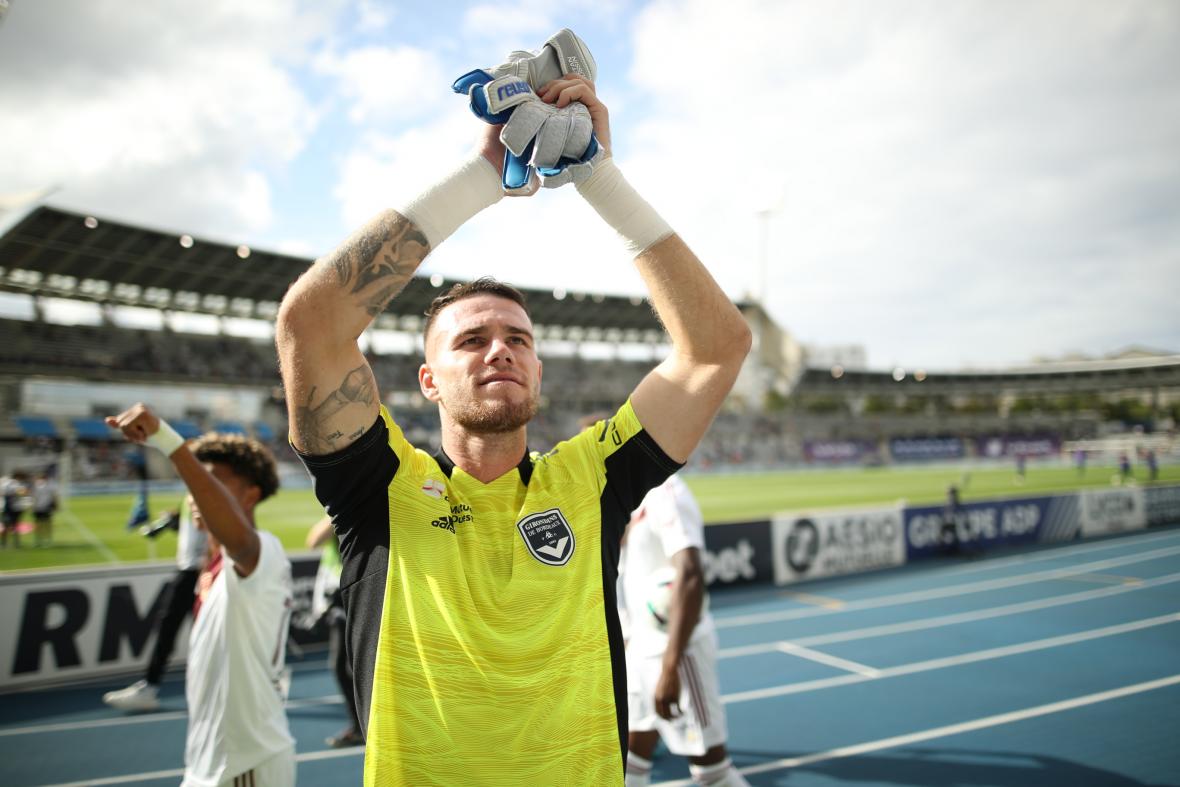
[146,419,185,457]
[396,154,504,249]
[575,158,674,255]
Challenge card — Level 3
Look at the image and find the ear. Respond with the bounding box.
[241,483,262,512]
[419,362,441,403]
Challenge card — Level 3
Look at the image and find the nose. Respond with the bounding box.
[484,337,515,365]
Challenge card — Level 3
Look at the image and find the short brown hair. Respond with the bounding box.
[190,433,280,501]
[422,277,531,342]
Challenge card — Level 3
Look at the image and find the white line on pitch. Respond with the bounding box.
[715,543,1180,629]
[717,570,1180,658]
[653,673,1180,786]
[774,642,881,677]
[722,612,1180,704]
[0,694,341,738]
[57,508,121,564]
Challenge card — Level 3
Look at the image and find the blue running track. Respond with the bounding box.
[2,528,1178,786]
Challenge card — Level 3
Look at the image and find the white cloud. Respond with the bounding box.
[355,0,395,33]
[0,0,328,237]
[6,0,1177,370]
[315,45,448,124]
[462,4,556,41]
[627,0,1180,367]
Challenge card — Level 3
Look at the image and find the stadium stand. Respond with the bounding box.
[2,204,1178,478]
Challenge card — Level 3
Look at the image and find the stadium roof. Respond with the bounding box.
[0,205,669,341]
[796,354,1180,395]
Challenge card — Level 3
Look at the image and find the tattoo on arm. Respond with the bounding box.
[294,365,377,454]
[327,212,430,315]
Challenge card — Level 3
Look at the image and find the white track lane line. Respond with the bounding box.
[922,528,1180,579]
[718,570,1180,658]
[715,543,1180,629]
[37,744,366,787]
[722,612,1180,704]
[774,642,882,677]
[653,673,1180,786]
[0,695,341,738]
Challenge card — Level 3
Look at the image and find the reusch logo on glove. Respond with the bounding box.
[496,80,531,101]
[567,56,588,78]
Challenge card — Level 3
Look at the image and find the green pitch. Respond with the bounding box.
[0,462,1174,572]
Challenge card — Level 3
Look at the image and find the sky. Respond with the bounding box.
[1,0,1178,371]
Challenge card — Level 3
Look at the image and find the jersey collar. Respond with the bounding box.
[432,446,534,486]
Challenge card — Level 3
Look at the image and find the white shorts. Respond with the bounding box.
[183,746,296,787]
[627,632,727,756]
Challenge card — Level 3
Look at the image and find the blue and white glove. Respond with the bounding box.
[452,29,602,193]
[490,28,596,87]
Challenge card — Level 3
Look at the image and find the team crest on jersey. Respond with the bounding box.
[517,508,575,566]
[421,479,445,498]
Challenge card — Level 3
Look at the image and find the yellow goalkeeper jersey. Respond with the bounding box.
[297,399,679,786]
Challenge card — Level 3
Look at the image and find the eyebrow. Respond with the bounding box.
[455,324,534,341]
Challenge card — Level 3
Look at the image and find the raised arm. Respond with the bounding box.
[275,211,427,456]
[275,127,510,456]
[541,77,752,462]
[628,235,751,463]
[106,404,261,575]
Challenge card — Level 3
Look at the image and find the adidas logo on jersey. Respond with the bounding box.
[431,503,472,534]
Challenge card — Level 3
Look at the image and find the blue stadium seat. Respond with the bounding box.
[14,415,58,438]
[72,417,114,440]
[172,420,203,439]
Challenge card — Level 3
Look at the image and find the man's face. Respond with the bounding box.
[420,294,542,434]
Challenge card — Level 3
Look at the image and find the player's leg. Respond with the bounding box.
[146,568,200,685]
[104,569,197,711]
[688,748,750,787]
[215,745,295,787]
[680,635,750,787]
[625,651,664,787]
[625,729,660,787]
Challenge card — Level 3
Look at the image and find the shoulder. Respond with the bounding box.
[253,531,292,577]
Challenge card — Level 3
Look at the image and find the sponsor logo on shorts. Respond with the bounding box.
[517,508,574,566]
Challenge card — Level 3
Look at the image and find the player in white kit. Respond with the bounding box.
[620,474,749,787]
[106,403,295,787]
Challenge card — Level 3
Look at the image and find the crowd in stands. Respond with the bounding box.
[0,318,277,384]
[5,317,1171,478]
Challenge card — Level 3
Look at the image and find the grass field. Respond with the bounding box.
[1,461,1175,573]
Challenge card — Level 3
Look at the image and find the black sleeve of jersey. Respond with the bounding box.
[294,415,397,589]
[294,415,396,739]
[597,426,682,764]
[601,426,683,547]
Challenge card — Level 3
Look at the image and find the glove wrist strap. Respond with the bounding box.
[576,159,674,255]
[396,154,504,249]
